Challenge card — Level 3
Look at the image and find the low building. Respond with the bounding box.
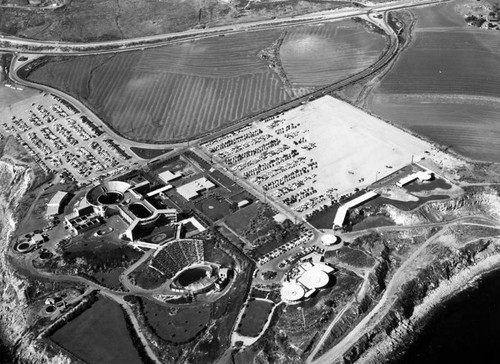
[176,177,216,200]
[237,199,251,208]
[396,171,433,188]
[31,233,44,245]
[67,214,103,235]
[146,185,173,197]
[280,262,334,304]
[321,234,340,246]
[46,191,71,218]
[158,170,182,184]
[333,190,379,228]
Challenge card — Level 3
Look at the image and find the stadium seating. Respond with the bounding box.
[150,239,205,278]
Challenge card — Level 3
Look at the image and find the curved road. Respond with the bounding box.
[308,216,500,363]
[0,0,446,55]
[8,7,400,151]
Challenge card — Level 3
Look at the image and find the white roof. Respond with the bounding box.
[146,185,173,197]
[314,263,335,274]
[46,205,60,217]
[48,191,68,207]
[304,289,316,298]
[334,191,379,227]
[334,206,348,227]
[397,174,418,186]
[344,191,379,209]
[280,282,305,301]
[158,170,182,184]
[176,177,215,200]
[32,234,44,242]
[321,234,339,246]
[297,269,329,289]
[417,171,433,181]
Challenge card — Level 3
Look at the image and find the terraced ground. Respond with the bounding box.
[280,20,387,89]
[365,0,500,162]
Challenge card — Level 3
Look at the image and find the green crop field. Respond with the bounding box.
[366,1,500,162]
[50,298,142,364]
[280,20,386,88]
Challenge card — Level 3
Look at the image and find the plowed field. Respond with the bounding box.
[366,0,500,162]
[27,21,386,142]
[28,31,289,142]
[280,20,386,87]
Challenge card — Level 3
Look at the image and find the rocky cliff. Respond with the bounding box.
[0,158,71,364]
[344,237,500,364]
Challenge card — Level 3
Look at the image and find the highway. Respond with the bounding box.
[0,0,446,55]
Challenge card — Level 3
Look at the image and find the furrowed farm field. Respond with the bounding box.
[27,31,289,142]
[368,95,500,161]
[280,20,386,88]
[366,0,500,162]
[26,19,387,143]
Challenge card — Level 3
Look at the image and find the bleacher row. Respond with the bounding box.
[150,240,205,279]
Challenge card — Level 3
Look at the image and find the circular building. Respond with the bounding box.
[298,268,329,289]
[86,181,132,207]
[280,282,305,303]
[15,240,36,253]
[321,234,340,246]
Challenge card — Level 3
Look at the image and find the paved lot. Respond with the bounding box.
[201,96,434,219]
[0,89,141,184]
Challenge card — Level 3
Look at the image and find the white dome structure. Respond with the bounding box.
[280,282,305,303]
[297,269,329,289]
[321,234,339,246]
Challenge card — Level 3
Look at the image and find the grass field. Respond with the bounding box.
[307,204,340,229]
[50,298,142,364]
[195,195,232,221]
[28,31,290,142]
[142,298,211,343]
[280,20,386,88]
[328,247,375,267]
[366,0,500,162]
[224,203,261,236]
[237,299,274,337]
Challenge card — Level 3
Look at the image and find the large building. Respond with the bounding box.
[66,179,178,240]
[333,190,379,228]
[176,177,216,200]
[280,262,334,304]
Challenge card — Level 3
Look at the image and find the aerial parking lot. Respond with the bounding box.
[0,90,139,184]
[202,96,441,218]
